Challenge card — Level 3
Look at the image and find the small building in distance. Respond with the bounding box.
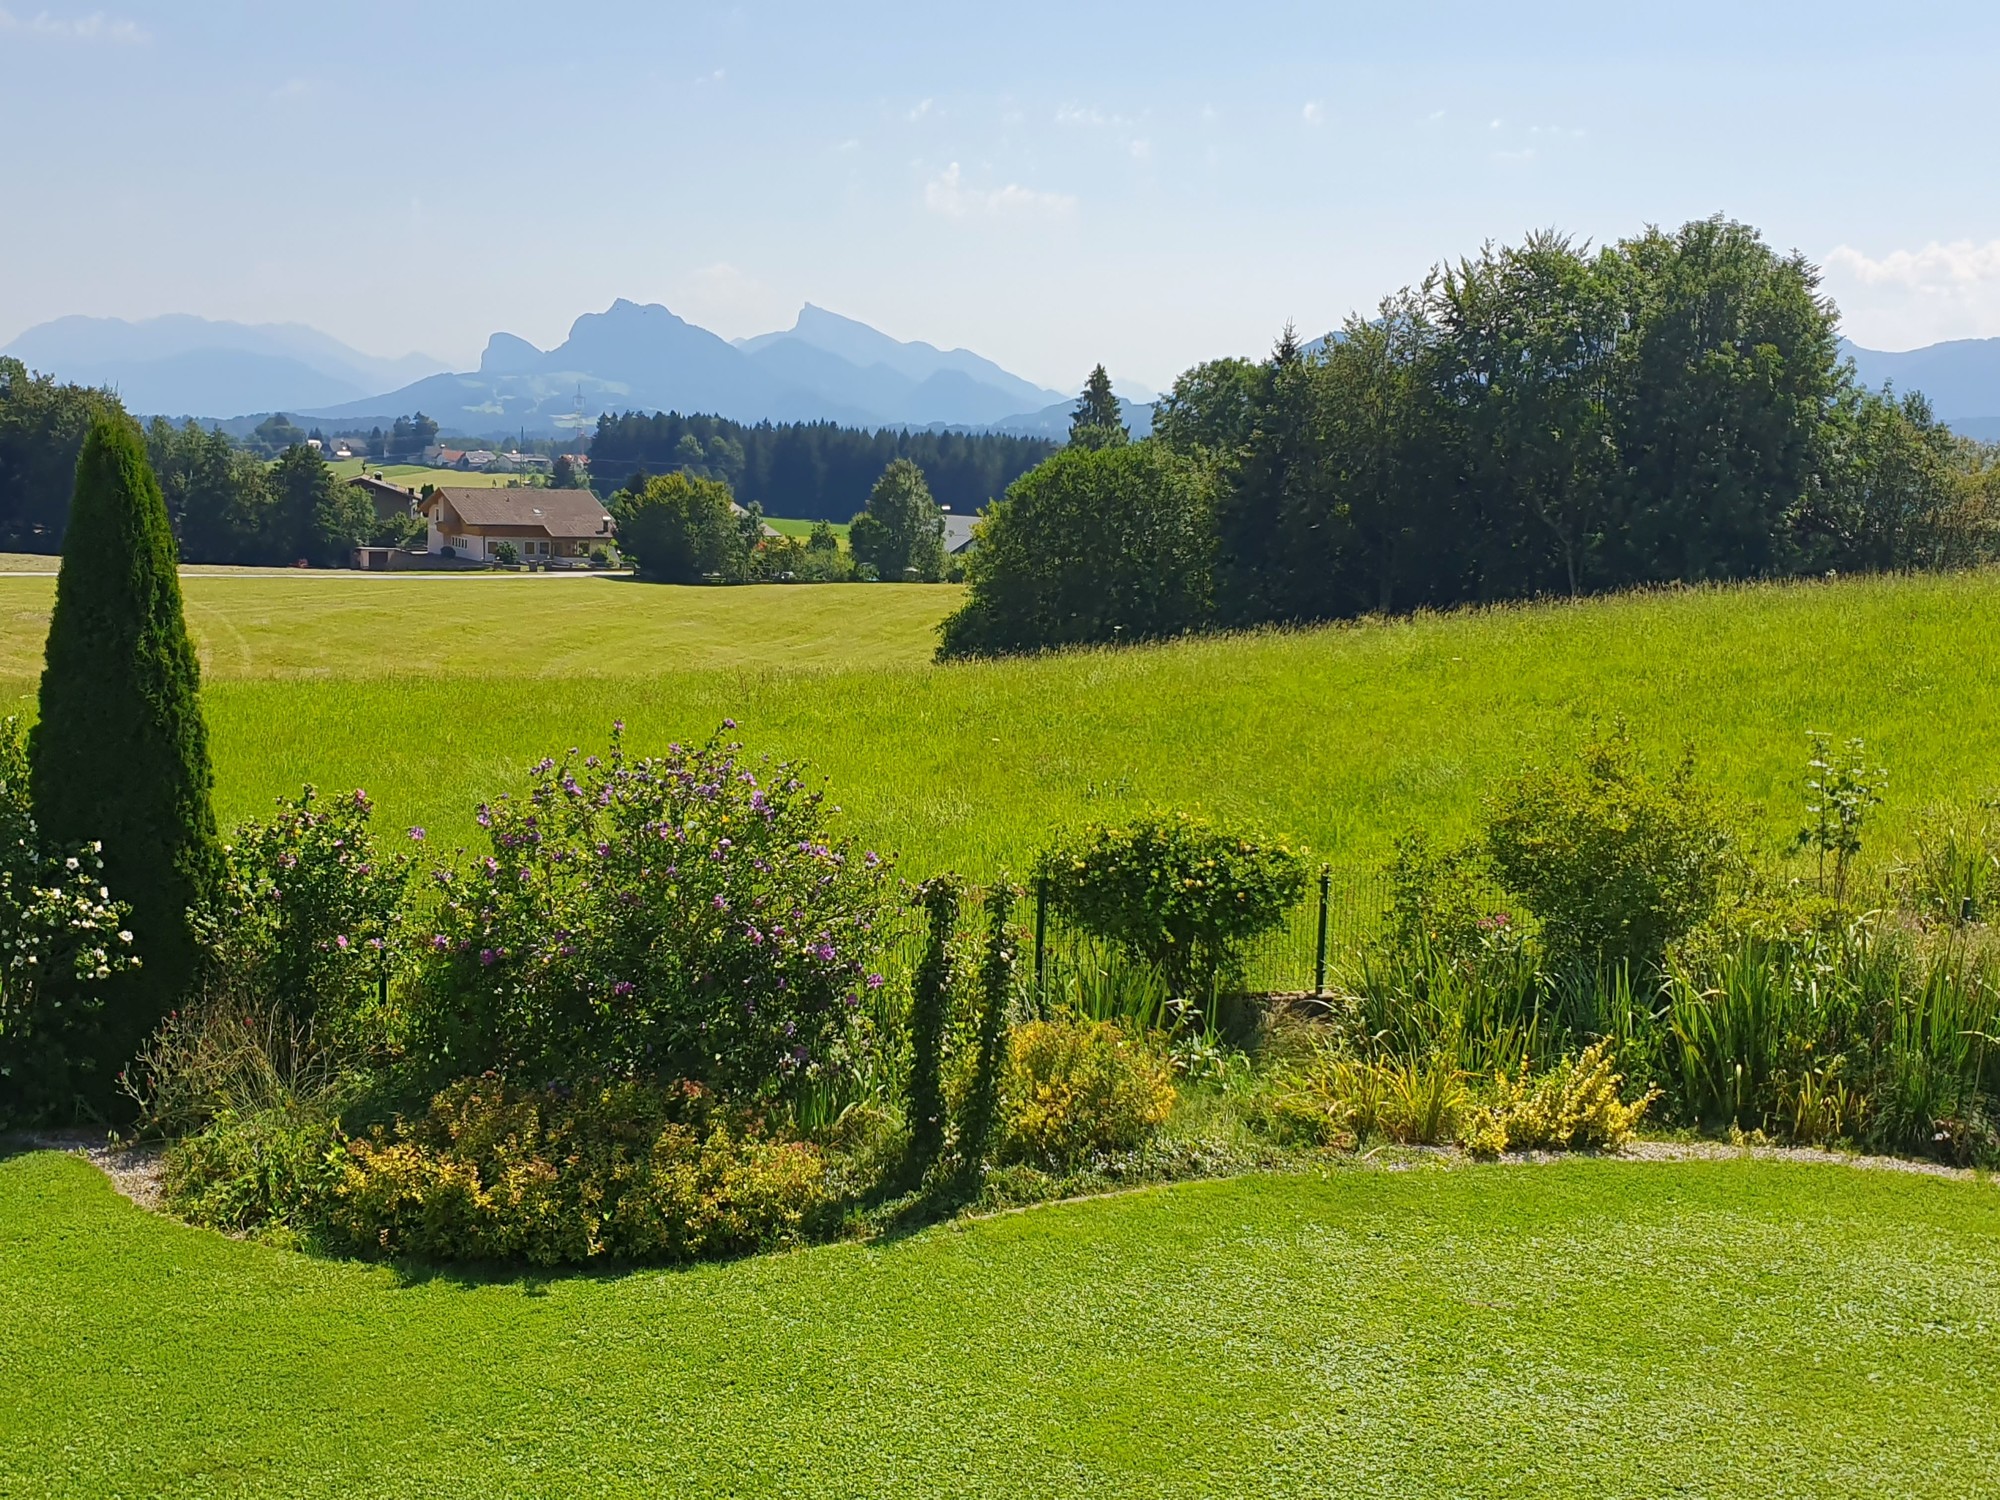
[420,486,616,565]
[942,511,981,555]
[347,472,420,524]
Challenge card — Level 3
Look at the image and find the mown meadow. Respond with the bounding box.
[3,562,1997,880]
[5,1150,1999,1500]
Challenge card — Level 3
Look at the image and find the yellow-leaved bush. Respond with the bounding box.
[996,1019,1177,1169]
[1458,1042,1656,1156]
[323,1077,830,1266]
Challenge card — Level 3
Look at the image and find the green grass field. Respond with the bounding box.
[763,515,851,541]
[4,567,1999,876]
[3,1150,1995,1498]
[323,459,532,489]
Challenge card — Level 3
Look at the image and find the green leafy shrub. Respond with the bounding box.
[906,876,961,1172]
[1459,1042,1656,1156]
[1485,728,1736,976]
[1038,812,1309,1002]
[162,1102,346,1238]
[491,540,519,567]
[197,785,416,1038]
[996,1019,1176,1169]
[956,880,1018,1169]
[324,1077,830,1266]
[408,724,893,1103]
[0,717,138,1125]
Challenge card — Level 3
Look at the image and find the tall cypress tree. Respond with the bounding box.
[31,416,219,1099]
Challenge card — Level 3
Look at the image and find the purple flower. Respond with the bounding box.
[713,894,729,912]
[722,718,737,730]
[815,943,837,962]
[613,719,626,733]
[479,948,499,966]
[352,789,370,809]
[334,934,349,950]
[866,973,884,990]
[612,980,635,998]
[408,827,426,842]
[477,807,493,829]
[431,934,450,951]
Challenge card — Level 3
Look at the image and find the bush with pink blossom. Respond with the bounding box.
[408,723,894,1104]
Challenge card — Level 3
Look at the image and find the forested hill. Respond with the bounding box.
[587,412,1056,521]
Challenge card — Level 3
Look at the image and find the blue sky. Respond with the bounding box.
[3,0,1997,391]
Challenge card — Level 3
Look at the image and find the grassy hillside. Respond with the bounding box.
[3,1151,1995,1498]
[3,568,1998,877]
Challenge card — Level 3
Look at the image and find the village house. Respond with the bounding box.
[420,486,616,565]
[347,472,420,524]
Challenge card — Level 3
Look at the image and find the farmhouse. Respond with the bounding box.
[347,472,420,523]
[421,486,615,564]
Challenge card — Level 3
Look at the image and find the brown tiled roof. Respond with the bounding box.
[424,487,613,539]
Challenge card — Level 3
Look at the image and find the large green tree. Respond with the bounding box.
[613,471,741,582]
[268,444,373,566]
[146,419,277,565]
[848,459,946,582]
[937,441,1216,658]
[0,357,125,552]
[31,416,220,1101]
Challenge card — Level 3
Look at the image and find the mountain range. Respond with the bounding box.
[1,314,449,419]
[1838,338,2000,441]
[2,302,1141,439]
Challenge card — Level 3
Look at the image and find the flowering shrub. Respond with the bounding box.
[324,1076,830,1265]
[1038,812,1309,1000]
[996,1018,1176,1168]
[197,785,416,1037]
[410,724,893,1102]
[0,715,136,1123]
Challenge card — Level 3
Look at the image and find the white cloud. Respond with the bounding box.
[923,162,1075,220]
[0,7,148,42]
[907,98,934,122]
[1428,109,1446,122]
[1824,238,2000,347]
[1827,238,2000,290]
[1302,101,1324,126]
[1129,138,1151,160]
[833,137,860,153]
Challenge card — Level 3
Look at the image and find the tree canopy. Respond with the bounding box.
[849,459,946,582]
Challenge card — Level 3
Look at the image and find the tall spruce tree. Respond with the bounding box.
[31,416,219,1099]
[1068,365,1130,451]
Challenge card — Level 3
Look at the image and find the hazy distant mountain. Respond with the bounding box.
[1,314,445,419]
[1842,337,2000,437]
[988,394,1155,441]
[306,299,1068,436]
[7,300,1137,439]
[737,304,1064,419]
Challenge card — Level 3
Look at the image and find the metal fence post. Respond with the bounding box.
[1033,874,1049,1016]
[1313,864,1331,997]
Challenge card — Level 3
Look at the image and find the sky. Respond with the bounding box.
[3,0,1999,392]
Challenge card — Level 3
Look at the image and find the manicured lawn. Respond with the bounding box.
[2,1150,1996,1497]
[4,568,1999,877]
